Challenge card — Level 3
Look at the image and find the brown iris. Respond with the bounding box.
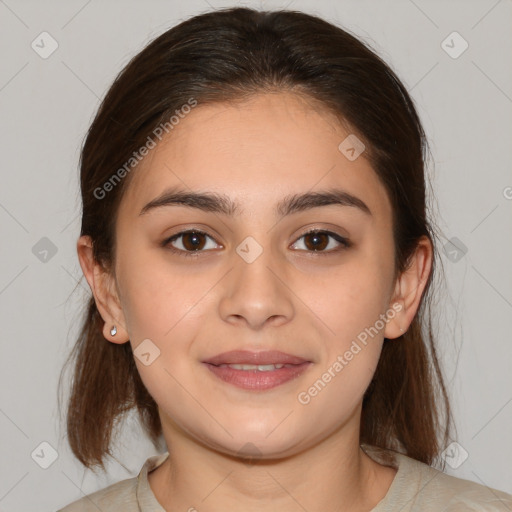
[181,231,207,251]
[302,231,329,251]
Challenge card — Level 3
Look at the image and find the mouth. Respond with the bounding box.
[203,350,310,366]
[202,350,312,391]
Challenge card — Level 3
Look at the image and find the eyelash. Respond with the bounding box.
[161,229,352,258]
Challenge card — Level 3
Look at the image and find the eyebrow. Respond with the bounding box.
[139,185,372,218]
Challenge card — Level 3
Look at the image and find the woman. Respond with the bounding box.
[58,6,512,511]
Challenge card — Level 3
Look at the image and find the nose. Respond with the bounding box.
[218,242,295,330]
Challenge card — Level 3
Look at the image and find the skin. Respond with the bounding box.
[78,92,432,512]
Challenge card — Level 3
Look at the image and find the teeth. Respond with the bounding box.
[219,363,286,371]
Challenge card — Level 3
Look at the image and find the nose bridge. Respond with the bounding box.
[234,239,276,288]
[218,236,293,327]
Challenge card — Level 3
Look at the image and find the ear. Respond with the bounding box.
[77,235,129,344]
[384,235,433,340]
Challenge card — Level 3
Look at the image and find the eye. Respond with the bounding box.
[162,228,351,258]
[162,229,221,257]
[291,230,351,254]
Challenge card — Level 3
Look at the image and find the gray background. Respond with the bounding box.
[0,0,511,510]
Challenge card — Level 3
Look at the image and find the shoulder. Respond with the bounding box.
[396,451,512,511]
[362,444,512,511]
[56,451,169,512]
[57,476,138,512]
[422,467,512,511]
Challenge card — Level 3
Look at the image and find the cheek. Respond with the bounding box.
[298,271,388,416]
[117,254,213,399]
[117,250,207,341]
[118,259,208,417]
[314,260,391,347]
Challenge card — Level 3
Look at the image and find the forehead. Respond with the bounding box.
[120,92,392,223]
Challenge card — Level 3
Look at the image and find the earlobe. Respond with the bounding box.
[102,321,129,344]
[384,299,406,340]
[77,235,130,344]
[384,236,433,340]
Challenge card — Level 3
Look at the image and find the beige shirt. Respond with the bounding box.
[57,443,512,511]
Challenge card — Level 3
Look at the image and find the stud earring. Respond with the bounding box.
[110,325,117,336]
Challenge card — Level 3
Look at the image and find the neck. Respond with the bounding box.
[148,416,396,512]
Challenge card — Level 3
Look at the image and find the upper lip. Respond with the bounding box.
[203,350,310,366]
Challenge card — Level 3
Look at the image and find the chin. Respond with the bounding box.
[197,422,307,461]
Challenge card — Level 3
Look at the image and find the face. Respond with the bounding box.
[106,92,402,458]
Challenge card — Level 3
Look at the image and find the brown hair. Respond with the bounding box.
[58,6,455,472]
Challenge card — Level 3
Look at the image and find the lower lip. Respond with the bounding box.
[203,362,312,390]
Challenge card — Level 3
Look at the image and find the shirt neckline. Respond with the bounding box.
[136,451,169,511]
[135,444,412,511]
[360,443,409,510]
